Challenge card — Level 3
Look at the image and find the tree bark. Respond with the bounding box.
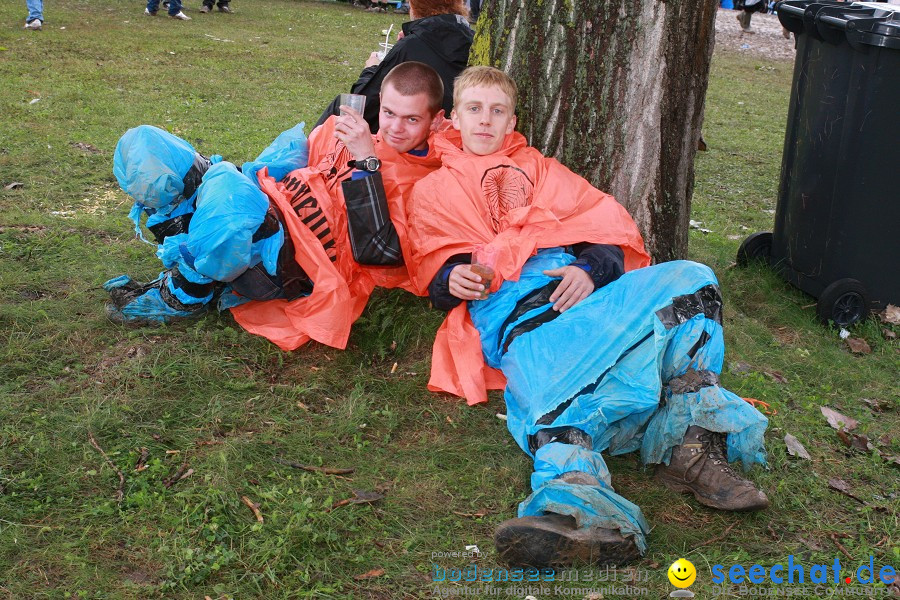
[472,0,718,262]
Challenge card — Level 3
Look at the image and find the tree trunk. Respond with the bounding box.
[471,0,718,262]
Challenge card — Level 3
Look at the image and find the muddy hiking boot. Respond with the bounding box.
[655,425,769,512]
[104,271,211,325]
[494,472,641,568]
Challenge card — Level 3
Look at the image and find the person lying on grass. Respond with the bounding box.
[405,65,770,568]
[106,61,446,351]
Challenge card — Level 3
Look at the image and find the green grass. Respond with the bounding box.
[1,2,898,598]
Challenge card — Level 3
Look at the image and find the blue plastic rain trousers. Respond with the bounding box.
[113,125,220,243]
[468,249,768,554]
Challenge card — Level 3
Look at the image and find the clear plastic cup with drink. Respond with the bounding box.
[471,245,499,300]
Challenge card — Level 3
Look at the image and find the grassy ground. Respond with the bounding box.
[1,1,898,598]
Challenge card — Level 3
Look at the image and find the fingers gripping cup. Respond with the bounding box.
[472,245,499,300]
[339,94,366,117]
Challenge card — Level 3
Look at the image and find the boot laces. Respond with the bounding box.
[683,431,738,483]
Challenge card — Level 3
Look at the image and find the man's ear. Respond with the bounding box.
[506,114,517,135]
[430,109,446,133]
[450,109,461,131]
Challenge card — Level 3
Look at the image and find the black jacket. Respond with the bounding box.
[316,14,473,133]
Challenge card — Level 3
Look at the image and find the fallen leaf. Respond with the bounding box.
[828,478,865,503]
[452,510,488,518]
[784,434,811,460]
[885,573,900,595]
[883,328,897,340]
[798,537,824,552]
[883,455,900,468]
[353,568,385,580]
[71,142,100,154]
[241,495,264,523]
[821,406,859,431]
[836,430,873,453]
[764,370,788,384]
[878,434,892,446]
[4,182,24,190]
[327,489,385,512]
[862,398,889,412]
[880,304,900,325]
[729,361,753,374]
[846,337,872,354]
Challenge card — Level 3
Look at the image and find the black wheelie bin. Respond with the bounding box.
[737,1,900,327]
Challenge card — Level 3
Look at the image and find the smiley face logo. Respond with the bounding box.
[668,558,696,588]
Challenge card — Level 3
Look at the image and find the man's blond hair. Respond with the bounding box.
[452,66,518,112]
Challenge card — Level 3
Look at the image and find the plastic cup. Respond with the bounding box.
[376,42,394,60]
[339,93,366,117]
[472,245,499,299]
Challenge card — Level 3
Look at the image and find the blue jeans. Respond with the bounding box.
[26,0,43,21]
[146,0,183,15]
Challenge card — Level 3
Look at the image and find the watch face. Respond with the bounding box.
[364,157,380,171]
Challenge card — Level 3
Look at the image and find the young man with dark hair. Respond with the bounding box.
[107,62,446,351]
[406,66,770,568]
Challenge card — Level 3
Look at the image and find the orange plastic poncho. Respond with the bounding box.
[229,117,442,350]
[406,130,651,405]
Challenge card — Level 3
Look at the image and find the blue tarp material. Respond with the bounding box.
[469,250,768,552]
[156,161,282,283]
[241,122,309,187]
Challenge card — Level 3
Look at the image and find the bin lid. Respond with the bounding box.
[778,1,900,49]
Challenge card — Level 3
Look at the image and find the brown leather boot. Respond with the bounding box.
[655,426,769,512]
[494,472,641,568]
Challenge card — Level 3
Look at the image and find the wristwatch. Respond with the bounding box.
[348,156,381,173]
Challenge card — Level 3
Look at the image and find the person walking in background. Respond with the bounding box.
[736,0,766,34]
[199,0,233,14]
[145,0,191,20]
[24,0,43,30]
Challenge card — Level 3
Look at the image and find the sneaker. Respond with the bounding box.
[217,5,233,12]
[24,18,43,30]
[655,425,769,512]
[144,8,157,15]
[199,4,211,12]
[170,11,192,20]
[495,513,641,568]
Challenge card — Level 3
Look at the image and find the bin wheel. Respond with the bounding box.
[736,231,773,266]
[816,279,870,327]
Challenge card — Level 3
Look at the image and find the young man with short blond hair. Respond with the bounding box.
[406,66,770,568]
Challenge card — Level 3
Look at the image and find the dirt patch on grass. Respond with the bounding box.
[715,8,796,62]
